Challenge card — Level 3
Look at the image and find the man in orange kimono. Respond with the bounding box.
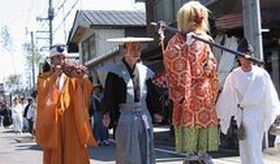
[163,1,219,162]
[35,44,96,164]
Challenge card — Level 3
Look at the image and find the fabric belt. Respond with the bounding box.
[237,103,259,110]
[119,102,147,113]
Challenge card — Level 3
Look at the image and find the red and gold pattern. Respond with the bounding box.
[152,70,169,88]
[163,33,219,128]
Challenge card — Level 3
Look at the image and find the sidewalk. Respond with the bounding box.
[0,127,42,164]
[153,126,280,164]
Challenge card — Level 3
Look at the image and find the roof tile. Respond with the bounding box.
[81,10,146,26]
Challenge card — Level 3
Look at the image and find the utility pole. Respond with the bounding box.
[36,0,55,49]
[30,31,35,89]
[242,0,263,61]
[48,0,54,47]
[242,0,268,148]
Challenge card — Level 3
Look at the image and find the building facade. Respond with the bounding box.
[67,10,148,85]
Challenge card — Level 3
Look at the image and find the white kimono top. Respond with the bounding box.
[216,65,280,134]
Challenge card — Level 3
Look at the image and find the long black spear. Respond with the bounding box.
[151,21,264,65]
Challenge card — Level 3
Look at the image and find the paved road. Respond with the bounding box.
[0,127,279,164]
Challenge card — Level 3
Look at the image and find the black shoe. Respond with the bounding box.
[103,140,110,146]
[199,154,213,164]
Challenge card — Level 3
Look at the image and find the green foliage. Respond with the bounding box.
[4,74,22,94]
[0,25,13,52]
[22,42,44,69]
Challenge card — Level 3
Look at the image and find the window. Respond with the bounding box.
[81,40,89,65]
[81,34,96,64]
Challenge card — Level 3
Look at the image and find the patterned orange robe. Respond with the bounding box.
[163,33,220,152]
[36,71,96,164]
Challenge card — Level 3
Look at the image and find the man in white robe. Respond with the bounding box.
[216,38,280,164]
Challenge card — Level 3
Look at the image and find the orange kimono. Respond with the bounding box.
[36,71,96,164]
[163,33,220,153]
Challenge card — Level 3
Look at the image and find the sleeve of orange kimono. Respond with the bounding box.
[206,45,220,104]
[35,71,60,149]
[69,76,97,147]
[163,34,191,103]
[162,36,178,103]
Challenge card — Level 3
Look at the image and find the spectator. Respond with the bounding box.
[24,97,36,134]
[11,96,24,135]
[90,84,109,146]
[1,101,12,128]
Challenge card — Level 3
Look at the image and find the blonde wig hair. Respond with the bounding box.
[177,1,210,33]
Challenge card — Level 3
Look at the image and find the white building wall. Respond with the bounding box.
[95,29,124,57]
[78,28,124,64]
[77,28,125,84]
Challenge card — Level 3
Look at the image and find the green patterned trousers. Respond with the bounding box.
[174,126,219,153]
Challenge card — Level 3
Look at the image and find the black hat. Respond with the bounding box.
[237,38,254,53]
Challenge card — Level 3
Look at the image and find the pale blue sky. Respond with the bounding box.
[0,0,145,84]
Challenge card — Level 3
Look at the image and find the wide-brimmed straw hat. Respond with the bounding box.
[106,37,154,43]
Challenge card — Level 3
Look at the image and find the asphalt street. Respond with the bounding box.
[0,127,279,164]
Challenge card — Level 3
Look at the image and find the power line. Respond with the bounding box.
[62,4,67,43]
[53,0,79,33]
[58,0,67,11]
[54,0,67,17]
[48,0,54,47]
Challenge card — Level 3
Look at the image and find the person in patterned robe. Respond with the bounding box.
[162,1,220,161]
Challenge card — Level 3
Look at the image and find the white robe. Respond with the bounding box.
[12,103,24,133]
[216,66,280,164]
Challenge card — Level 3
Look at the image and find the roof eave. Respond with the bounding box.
[89,24,146,29]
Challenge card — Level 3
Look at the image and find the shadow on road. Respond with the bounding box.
[156,157,186,163]
[1,129,14,133]
[88,143,116,161]
[15,144,42,151]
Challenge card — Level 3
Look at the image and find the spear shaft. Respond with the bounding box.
[151,21,264,65]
